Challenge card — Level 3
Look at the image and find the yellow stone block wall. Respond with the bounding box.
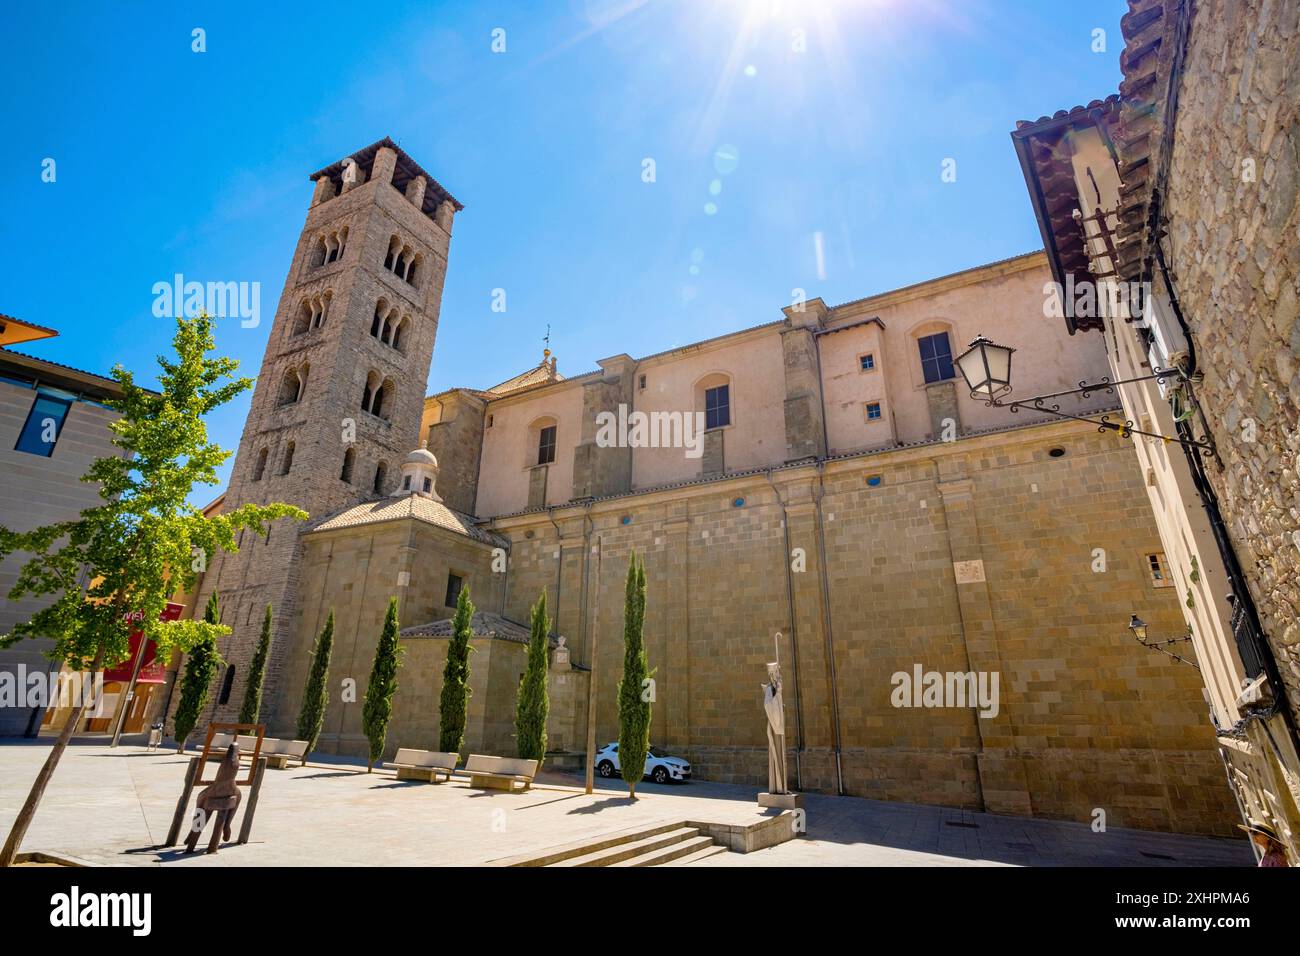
[262,416,1238,835]
[492,418,1237,835]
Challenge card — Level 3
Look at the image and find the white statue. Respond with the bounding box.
[762,661,788,795]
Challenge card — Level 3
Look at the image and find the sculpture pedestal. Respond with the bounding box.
[758,791,804,810]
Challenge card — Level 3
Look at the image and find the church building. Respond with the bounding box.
[170,137,1239,836]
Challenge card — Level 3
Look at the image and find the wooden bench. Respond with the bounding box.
[383,748,460,782]
[458,755,539,792]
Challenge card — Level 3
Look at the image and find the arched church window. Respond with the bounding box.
[279,367,303,406]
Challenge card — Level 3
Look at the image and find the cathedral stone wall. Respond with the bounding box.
[487,417,1238,835]
[268,518,502,752]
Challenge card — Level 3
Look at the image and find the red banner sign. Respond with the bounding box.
[103,602,185,683]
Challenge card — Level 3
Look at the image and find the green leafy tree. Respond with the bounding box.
[173,591,224,752]
[238,603,274,727]
[296,610,335,758]
[617,552,653,799]
[362,598,404,771]
[438,585,475,755]
[0,313,306,867]
[514,591,550,764]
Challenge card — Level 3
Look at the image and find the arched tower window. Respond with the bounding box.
[279,365,305,405]
[252,447,268,481]
[362,370,380,413]
[372,377,394,419]
[280,441,295,475]
[373,460,388,494]
[340,447,355,484]
[391,316,409,352]
[293,299,312,336]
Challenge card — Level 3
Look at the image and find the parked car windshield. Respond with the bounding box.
[647,746,668,757]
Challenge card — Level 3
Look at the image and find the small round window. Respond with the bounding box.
[1048,447,1066,458]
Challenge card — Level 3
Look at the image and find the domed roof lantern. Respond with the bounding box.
[393,444,441,501]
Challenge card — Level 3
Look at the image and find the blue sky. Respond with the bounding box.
[0,0,1126,500]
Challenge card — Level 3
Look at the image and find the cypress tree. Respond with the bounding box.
[238,603,273,728]
[296,610,335,759]
[617,552,652,798]
[438,585,475,755]
[362,597,404,771]
[173,591,224,753]
[514,590,550,764]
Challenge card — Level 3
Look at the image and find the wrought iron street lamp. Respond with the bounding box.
[954,335,1213,450]
[1127,613,1199,668]
[954,335,1015,402]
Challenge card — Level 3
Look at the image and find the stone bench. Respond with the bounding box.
[457,755,538,792]
[206,733,306,769]
[383,748,460,783]
[260,738,309,769]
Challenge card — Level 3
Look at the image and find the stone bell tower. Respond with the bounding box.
[176,138,462,733]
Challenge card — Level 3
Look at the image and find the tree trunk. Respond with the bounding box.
[0,647,105,867]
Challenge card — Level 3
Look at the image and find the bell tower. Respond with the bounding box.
[177,138,462,732]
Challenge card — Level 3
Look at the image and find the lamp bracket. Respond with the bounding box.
[972,368,1214,451]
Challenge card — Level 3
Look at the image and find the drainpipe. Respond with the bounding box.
[809,329,831,459]
[546,507,564,625]
[577,501,594,665]
[813,462,845,795]
[765,468,804,790]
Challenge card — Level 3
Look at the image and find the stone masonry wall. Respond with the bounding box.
[492,418,1238,835]
[1165,0,1300,724]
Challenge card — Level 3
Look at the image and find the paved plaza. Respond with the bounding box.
[0,739,1253,867]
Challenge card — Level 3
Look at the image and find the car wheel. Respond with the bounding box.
[597,760,615,778]
[652,765,669,784]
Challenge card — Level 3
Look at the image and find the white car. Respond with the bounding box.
[594,742,691,784]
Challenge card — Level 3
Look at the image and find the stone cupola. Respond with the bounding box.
[393,445,442,501]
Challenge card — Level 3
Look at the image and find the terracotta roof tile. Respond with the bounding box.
[308,493,507,546]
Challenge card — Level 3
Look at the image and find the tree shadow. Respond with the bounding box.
[291,771,358,780]
[516,793,586,810]
[567,795,638,815]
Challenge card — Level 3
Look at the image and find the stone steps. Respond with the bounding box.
[491,821,727,867]
[608,834,718,866]
[658,843,730,866]
[553,826,703,867]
